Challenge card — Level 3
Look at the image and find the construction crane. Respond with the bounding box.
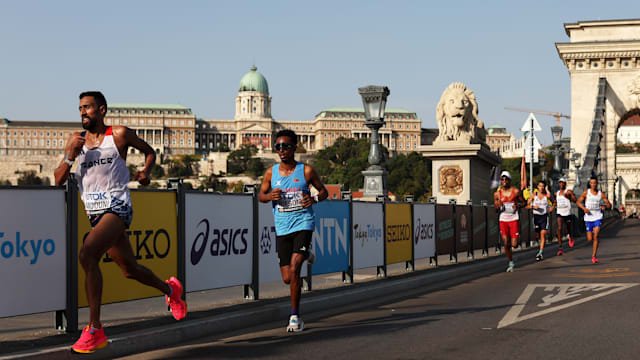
[504,107,571,126]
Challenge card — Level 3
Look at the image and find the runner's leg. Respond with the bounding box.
[502,235,512,261]
[79,213,124,328]
[556,217,564,247]
[592,226,600,257]
[107,228,170,294]
[287,253,305,313]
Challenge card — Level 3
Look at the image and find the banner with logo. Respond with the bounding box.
[311,201,350,275]
[352,202,384,270]
[385,203,412,265]
[436,204,455,255]
[455,205,471,254]
[0,189,66,318]
[413,203,435,260]
[472,206,487,251]
[185,193,253,292]
[77,190,178,306]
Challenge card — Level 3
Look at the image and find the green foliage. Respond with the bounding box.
[198,174,228,192]
[228,181,244,193]
[247,158,265,178]
[183,182,193,190]
[500,153,551,190]
[227,144,259,175]
[616,144,635,153]
[0,179,12,186]
[217,142,230,152]
[167,155,199,178]
[17,171,48,185]
[312,137,387,191]
[296,142,307,153]
[140,182,161,189]
[128,164,136,181]
[151,163,165,178]
[386,152,431,200]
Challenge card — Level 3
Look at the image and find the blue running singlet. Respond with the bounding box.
[271,162,315,236]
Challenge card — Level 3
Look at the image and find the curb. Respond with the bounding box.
[2,218,621,360]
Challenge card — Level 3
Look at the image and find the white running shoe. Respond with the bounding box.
[286,315,304,332]
[307,250,315,265]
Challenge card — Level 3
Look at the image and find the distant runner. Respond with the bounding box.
[553,177,576,254]
[258,129,328,332]
[529,181,553,261]
[494,171,525,272]
[577,176,612,264]
[54,91,186,353]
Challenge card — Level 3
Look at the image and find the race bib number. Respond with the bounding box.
[84,191,111,211]
[503,202,516,214]
[277,191,304,213]
[586,200,601,211]
[557,197,570,209]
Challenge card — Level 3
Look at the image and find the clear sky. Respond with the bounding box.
[1,1,638,145]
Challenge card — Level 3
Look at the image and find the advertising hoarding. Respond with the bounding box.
[385,203,412,265]
[352,202,384,269]
[311,201,350,275]
[436,204,455,256]
[185,193,253,292]
[0,189,67,317]
[413,203,435,259]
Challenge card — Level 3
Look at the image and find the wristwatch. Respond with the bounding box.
[63,153,75,166]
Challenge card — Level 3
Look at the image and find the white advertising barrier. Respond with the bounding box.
[352,202,384,270]
[413,203,436,259]
[258,202,307,284]
[0,189,66,318]
[185,193,253,292]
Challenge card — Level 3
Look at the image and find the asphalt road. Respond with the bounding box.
[118,219,640,360]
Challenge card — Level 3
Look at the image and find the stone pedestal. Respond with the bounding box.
[362,166,387,199]
[421,144,500,205]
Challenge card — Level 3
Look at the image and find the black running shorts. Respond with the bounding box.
[277,230,312,267]
[534,214,548,233]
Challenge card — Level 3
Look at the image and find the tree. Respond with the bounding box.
[386,152,431,200]
[198,174,228,192]
[296,142,307,153]
[247,158,265,178]
[227,144,258,175]
[151,163,165,178]
[312,137,387,191]
[218,142,230,152]
[16,171,48,185]
[167,155,199,178]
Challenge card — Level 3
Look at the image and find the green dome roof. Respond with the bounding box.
[239,66,269,94]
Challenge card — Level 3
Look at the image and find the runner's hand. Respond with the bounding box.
[134,171,150,186]
[67,133,85,160]
[301,193,313,208]
[270,188,281,201]
[584,208,590,214]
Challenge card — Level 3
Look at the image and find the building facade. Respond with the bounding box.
[617,113,640,144]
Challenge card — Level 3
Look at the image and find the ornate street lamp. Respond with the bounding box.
[551,125,563,172]
[359,85,390,198]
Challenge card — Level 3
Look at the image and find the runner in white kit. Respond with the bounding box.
[553,178,576,255]
[576,176,612,264]
[529,181,553,261]
[54,91,186,354]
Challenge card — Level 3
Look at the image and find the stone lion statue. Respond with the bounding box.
[434,82,486,144]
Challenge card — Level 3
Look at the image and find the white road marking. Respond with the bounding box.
[498,283,638,328]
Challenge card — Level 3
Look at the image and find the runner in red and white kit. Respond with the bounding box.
[54,92,186,354]
[494,171,525,272]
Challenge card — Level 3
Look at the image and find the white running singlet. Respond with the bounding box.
[556,190,571,216]
[532,194,549,215]
[74,127,131,215]
[584,190,603,222]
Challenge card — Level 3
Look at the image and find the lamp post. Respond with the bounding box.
[571,152,582,187]
[359,85,390,199]
[551,125,563,172]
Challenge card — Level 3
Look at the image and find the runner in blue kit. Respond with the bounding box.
[577,176,612,264]
[258,129,328,332]
[54,92,186,353]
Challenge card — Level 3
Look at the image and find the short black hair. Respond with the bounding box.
[590,175,598,182]
[275,129,297,144]
[79,91,107,111]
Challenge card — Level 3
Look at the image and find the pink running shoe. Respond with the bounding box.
[71,325,108,353]
[557,249,564,256]
[592,256,599,264]
[568,236,575,248]
[166,277,187,320]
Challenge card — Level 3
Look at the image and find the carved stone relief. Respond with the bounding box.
[439,166,463,195]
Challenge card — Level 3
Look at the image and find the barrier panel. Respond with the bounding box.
[311,200,350,275]
[436,204,455,256]
[518,208,529,247]
[257,202,307,283]
[455,205,471,255]
[0,188,67,318]
[486,206,501,250]
[472,205,487,251]
[385,203,412,265]
[184,192,252,292]
[413,203,436,260]
[352,202,384,270]
[77,190,178,306]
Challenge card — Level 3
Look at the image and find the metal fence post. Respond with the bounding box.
[176,181,186,301]
[449,199,457,263]
[429,196,438,266]
[342,195,354,284]
[467,200,474,260]
[244,188,260,299]
[406,197,415,272]
[377,197,387,278]
[56,180,78,333]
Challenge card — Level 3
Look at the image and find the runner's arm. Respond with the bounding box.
[601,192,612,210]
[304,165,328,204]
[121,127,155,185]
[257,167,274,203]
[493,191,502,210]
[576,191,589,213]
[54,132,85,187]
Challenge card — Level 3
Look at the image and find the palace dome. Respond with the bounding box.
[238,66,269,94]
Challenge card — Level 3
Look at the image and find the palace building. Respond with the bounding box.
[0,65,422,157]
